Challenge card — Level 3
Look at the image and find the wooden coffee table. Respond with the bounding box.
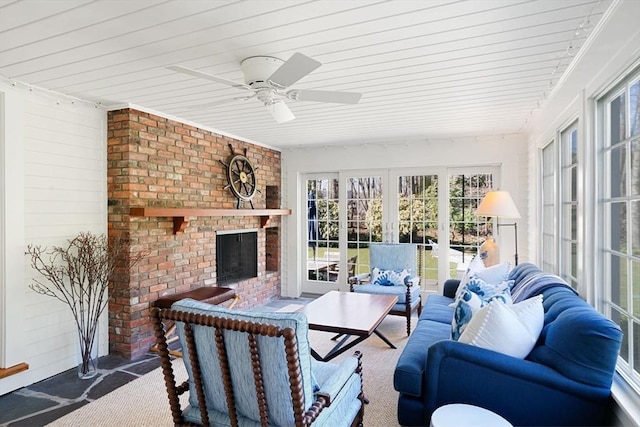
[299,291,398,362]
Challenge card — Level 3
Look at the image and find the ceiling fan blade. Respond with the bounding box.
[185,95,256,110]
[265,101,295,123]
[267,53,321,89]
[288,89,362,104]
[167,65,251,91]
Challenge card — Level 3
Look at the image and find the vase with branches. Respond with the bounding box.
[26,232,144,379]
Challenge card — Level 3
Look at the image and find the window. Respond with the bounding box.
[599,69,640,391]
[541,141,556,273]
[560,123,579,289]
[448,172,493,275]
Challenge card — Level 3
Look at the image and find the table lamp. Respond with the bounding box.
[476,190,521,265]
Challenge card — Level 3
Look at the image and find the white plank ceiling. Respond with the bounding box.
[0,0,613,148]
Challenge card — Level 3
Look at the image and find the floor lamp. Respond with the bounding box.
[476,190,521,265]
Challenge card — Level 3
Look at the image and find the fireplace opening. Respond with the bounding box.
[216,231,258,285]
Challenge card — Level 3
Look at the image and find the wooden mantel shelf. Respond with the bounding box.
[129,207,292,234]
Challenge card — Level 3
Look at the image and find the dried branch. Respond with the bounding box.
[25,232,146,376]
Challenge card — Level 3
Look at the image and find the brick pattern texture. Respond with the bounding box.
[107,108,283,359]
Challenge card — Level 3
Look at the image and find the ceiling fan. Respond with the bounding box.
[168,52,362,123]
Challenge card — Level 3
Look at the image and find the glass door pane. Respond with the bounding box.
[448,173,493,276]
[305,177,340,291]
[346,175,384,279]
[396,174,439,292]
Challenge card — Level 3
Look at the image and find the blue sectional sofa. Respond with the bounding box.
[393,263,623,426]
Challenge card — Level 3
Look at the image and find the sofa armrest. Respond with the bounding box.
[442,279,460,298]
[423,340,613,426]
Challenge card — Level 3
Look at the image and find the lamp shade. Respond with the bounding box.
[476,190,521,218]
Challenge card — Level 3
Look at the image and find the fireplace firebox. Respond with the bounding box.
[216,231,258,285]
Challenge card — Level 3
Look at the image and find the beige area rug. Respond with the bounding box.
[48,315,415,427]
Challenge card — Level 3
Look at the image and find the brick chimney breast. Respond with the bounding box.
[107,108,282,359]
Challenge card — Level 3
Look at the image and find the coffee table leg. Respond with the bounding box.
[310,348,323,361]
[374,329,397,349]
[311,334,367,362]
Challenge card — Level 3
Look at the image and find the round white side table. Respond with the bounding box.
[430,403,513,427]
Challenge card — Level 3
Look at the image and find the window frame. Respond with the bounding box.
[597,67,640,393]
[559,121,579,289]
[540,139,557,274]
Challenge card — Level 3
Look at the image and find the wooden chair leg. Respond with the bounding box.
[406,313,411,336]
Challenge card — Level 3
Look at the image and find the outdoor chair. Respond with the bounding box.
[150,298,365,427]
[428,239,465,265]
[328,255,358,282]
[349,243,422,336]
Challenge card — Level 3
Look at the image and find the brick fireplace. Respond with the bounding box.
[107,108,284,360]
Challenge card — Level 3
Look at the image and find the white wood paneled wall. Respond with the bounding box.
[0,79,107,394]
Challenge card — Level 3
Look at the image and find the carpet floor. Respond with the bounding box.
[47,315,415,426]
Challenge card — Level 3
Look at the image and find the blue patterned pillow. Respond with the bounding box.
[454,256,511,301]
[451,277,513,340]
[371,267,410,286]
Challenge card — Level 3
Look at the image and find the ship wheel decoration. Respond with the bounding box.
[220,143,260,208]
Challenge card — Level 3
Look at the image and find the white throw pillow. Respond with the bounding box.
[458,294,544,359]
[454,256,511,301]
[474,261,511,287]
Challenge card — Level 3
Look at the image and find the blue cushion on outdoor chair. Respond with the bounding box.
[353,283,421,305]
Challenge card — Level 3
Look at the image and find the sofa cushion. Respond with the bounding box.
[394,319,451,397]
[420,294,455,324]
[459,295,544,358]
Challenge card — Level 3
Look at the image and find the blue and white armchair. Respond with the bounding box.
[150,299,364,427]
[349,243,422,335]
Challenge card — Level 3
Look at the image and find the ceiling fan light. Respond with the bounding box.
[266,101,295,123]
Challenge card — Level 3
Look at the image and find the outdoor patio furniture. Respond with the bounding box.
[328,255,358,282]
[429,239,465,264]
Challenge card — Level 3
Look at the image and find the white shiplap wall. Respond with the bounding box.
[0,79,107,394]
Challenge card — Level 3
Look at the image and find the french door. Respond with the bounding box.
[302,168,497,294]
[305,175,341,292]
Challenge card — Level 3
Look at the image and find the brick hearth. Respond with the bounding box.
[107,108,283,360]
